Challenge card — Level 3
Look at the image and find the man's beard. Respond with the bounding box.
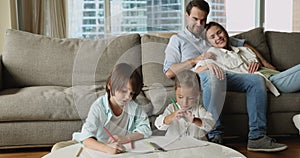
[190,25,205,37]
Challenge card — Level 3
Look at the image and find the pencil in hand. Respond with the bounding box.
[170,97,181,110]
[130,140,134,149]
[103,127,117,142]
[171,97,189,122]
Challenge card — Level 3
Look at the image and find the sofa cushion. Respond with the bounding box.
[2,29,79,88]
[233,27,271,63]
[141,34,174,89]
[268,93,300,113]
[72,34,142,87]
[222,92,247,114]
[144,86,175,115]
[2,29,142,88]
[265,31,300,71]
[141,34,175,115]
[0,55,2,90]
[0,86,105,121]
[0,121,83,147]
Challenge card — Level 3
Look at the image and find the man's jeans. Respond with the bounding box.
[199,71,267,139]
[270,64,300,93]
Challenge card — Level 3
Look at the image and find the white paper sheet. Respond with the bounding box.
[125,135,208,153]
[81,136,208,157]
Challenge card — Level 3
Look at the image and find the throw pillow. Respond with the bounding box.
[232,27,271,63]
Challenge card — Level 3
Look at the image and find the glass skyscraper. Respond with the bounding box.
[68,0,226,39]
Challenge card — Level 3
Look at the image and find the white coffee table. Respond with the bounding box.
[43,136,246,158]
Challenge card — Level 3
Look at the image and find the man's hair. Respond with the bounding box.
[106,63,142,100]
[174,70,201,94]
[186,0,210,16]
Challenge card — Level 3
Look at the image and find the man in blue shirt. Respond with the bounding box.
[163,0,287,152]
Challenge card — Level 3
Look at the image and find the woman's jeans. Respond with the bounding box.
[270,64,300,93]
[199,71,267,139]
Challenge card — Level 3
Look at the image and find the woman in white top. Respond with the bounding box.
[201,21,300,96]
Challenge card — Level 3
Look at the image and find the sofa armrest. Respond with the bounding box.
[0,54,2,90]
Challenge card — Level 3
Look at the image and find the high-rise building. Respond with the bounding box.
[68,0,226,39]
[146,0,183,32]
[207,0,226,27]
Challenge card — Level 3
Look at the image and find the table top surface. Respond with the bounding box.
[43,136,246,158]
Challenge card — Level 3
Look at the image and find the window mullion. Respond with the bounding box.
[104,0,111,38]
[255,0,264,27]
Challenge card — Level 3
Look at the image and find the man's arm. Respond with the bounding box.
[244,42,276,70]
[165,57,201,79]
[165,52,218,79]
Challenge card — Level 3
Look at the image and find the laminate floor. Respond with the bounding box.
[225,135,300,158]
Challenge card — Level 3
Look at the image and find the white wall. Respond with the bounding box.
[226,0,256,32]
[225,0,297,33]
[0,0,12,53]
[265,0,293,32]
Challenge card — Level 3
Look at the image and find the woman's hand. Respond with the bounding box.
[248,62,260,73]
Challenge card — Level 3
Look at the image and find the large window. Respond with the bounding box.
[67,0,300,39]
[67,0,184,38]
[264,0,300,32]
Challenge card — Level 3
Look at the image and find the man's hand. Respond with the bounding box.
[201,52,217,60]
[165,52,217,79]
[248,62,260,73]
[192,52,216,66]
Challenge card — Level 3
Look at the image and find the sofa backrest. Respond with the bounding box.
[141,34,176,115]
[265,31,300,71]
[233,27,271,63]
[2,29,141,88]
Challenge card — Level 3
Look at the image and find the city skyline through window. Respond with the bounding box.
[67,0,300,39]
[68,0,229,38]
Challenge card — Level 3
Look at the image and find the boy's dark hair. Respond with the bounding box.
[174,70,201,94]
[106,63,142,100]
[186,0,210,16]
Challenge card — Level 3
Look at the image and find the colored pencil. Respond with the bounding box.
[76,147,83,157]
[103,127,117,142]
[170,97,180,110]
[171,97,190,122]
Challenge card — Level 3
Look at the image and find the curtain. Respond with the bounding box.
[12,0,66,38]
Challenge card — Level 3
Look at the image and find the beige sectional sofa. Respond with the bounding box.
[0,28,299,148]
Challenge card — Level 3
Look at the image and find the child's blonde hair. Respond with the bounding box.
[106,63,142,100]
[174,70,201,95]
